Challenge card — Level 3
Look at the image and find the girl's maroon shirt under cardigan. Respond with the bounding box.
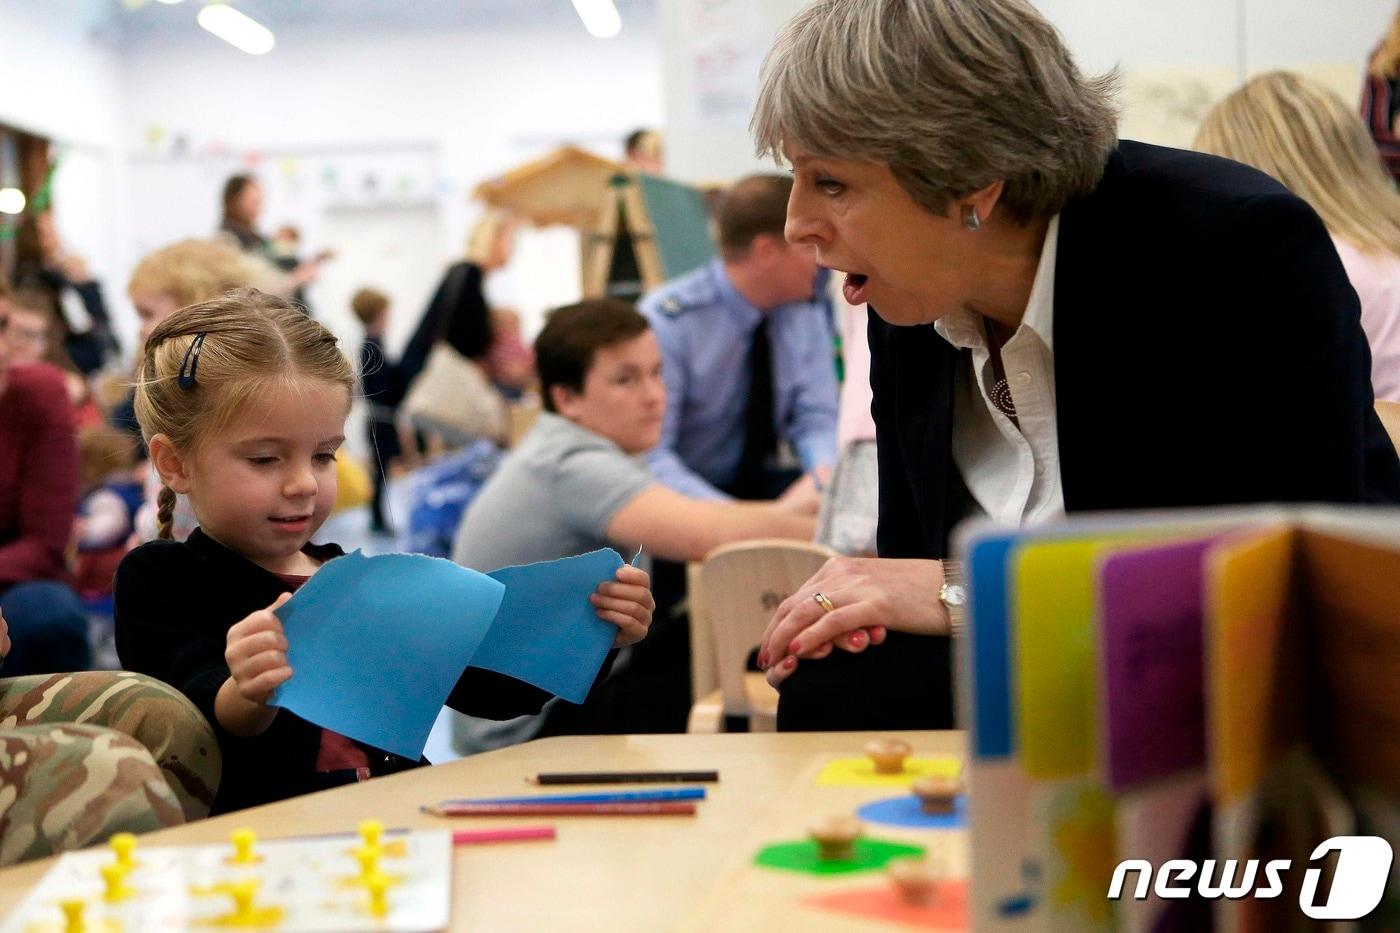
[0,364,78,588]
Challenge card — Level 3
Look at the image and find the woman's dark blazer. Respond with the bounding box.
[776,140,1400,732]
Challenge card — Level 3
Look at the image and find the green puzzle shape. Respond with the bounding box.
[753,838,926,876]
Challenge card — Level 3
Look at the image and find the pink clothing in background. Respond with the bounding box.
[836,302,876,446]
[1332,236,1400,402]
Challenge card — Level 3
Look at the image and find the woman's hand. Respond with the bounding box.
[0,606,10,661]
[590,564,656,647]
[225,592,294,705]
[758,557,950,687]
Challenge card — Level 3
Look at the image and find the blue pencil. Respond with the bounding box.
[438,787,707,806]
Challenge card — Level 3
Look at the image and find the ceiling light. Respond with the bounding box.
[154,0,186,5]
[197,4,275,55]
[0,189,25,215]
[572,0,621,39]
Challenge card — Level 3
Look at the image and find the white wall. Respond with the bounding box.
[658,0,1398,181]
[117,21,663,352]
[0,0,122,147]
[0,0,128,324]
[1,9,662,359]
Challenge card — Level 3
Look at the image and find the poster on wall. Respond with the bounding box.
[682,0,769,130]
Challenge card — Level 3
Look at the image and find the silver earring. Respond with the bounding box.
[962,206,981,231]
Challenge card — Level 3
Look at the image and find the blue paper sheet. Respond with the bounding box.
[477,548,624,703]
[270,548,633,759]
[271,551,503,759]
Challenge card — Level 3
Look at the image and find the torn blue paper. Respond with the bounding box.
[271,548,637,759]
[271,551,503,759]
[476,548,624,703]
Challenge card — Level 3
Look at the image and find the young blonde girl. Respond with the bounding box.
[1194,71,1400,402]
[114,290,653,814]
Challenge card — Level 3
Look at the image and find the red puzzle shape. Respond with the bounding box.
[802,879,969,930]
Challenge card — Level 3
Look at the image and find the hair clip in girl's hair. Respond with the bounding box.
[178,332,208,390]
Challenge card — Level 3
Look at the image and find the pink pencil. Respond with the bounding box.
[453,826,557,845]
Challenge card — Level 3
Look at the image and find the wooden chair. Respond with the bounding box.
[686,540,837,733]
[1377,400,1400,454]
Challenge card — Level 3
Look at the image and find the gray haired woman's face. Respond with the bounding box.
[783,147,983,327]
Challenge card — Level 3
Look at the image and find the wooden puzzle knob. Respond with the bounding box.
[808,814,864,862]
[911,775,962,815]
[888,856,942,905]
[864,738,912,774]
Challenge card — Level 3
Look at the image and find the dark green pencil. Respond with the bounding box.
[528,770,719,785]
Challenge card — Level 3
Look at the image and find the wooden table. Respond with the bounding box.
[0,731,965,931]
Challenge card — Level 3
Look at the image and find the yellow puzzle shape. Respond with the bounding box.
[814,757,961,788]
[336,872,404,891]
[199,905,285,929]
[342,839,407,859]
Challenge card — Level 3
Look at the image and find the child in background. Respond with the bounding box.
[114,290,653,814]
[350,287,403,533]
[71,426,143,599]
[484,306,535,400]
[6,300,102,428]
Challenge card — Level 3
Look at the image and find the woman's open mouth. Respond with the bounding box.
[843,273,871,306]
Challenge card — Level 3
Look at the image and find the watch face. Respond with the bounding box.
[943,584,968,608]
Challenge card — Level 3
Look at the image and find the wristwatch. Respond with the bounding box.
[939,560,967,636]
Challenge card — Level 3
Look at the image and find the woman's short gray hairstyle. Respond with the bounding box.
[752,0,1119,224]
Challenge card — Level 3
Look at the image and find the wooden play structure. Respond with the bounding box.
[473,145,715,302]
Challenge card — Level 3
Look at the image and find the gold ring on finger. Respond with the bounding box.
[812,592,836,614]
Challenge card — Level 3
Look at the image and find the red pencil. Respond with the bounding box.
[453,826,557,844]
[423,801,697,817]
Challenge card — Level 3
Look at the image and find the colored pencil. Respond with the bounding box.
[441,788,705,806]
[528,770,719,785]
[284,827,409,842]
[452,826,556,845]
[422,801,697,817]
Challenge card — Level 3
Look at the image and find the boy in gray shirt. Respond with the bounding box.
[452,299,817,749]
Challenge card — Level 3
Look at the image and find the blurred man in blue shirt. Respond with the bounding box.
[640,175,838,502]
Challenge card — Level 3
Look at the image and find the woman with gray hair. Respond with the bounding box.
[753,0,1400,730]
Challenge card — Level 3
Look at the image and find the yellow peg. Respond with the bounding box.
[108,832,137,872]
[358,820,384,850]
[230,879,259,923]
[58,899,86,933]
[353,844,380,883]
[100,862,134,903]
[365,871,390,919]
[230,828,259,865]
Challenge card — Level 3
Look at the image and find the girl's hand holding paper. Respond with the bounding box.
[591,564,654,646]
[226,591,294,705]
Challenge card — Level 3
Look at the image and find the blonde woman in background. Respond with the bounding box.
[1362,4,1400,180]
[1196,71,1400,402]
[400,209,519,388]
[396,209,520,452]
